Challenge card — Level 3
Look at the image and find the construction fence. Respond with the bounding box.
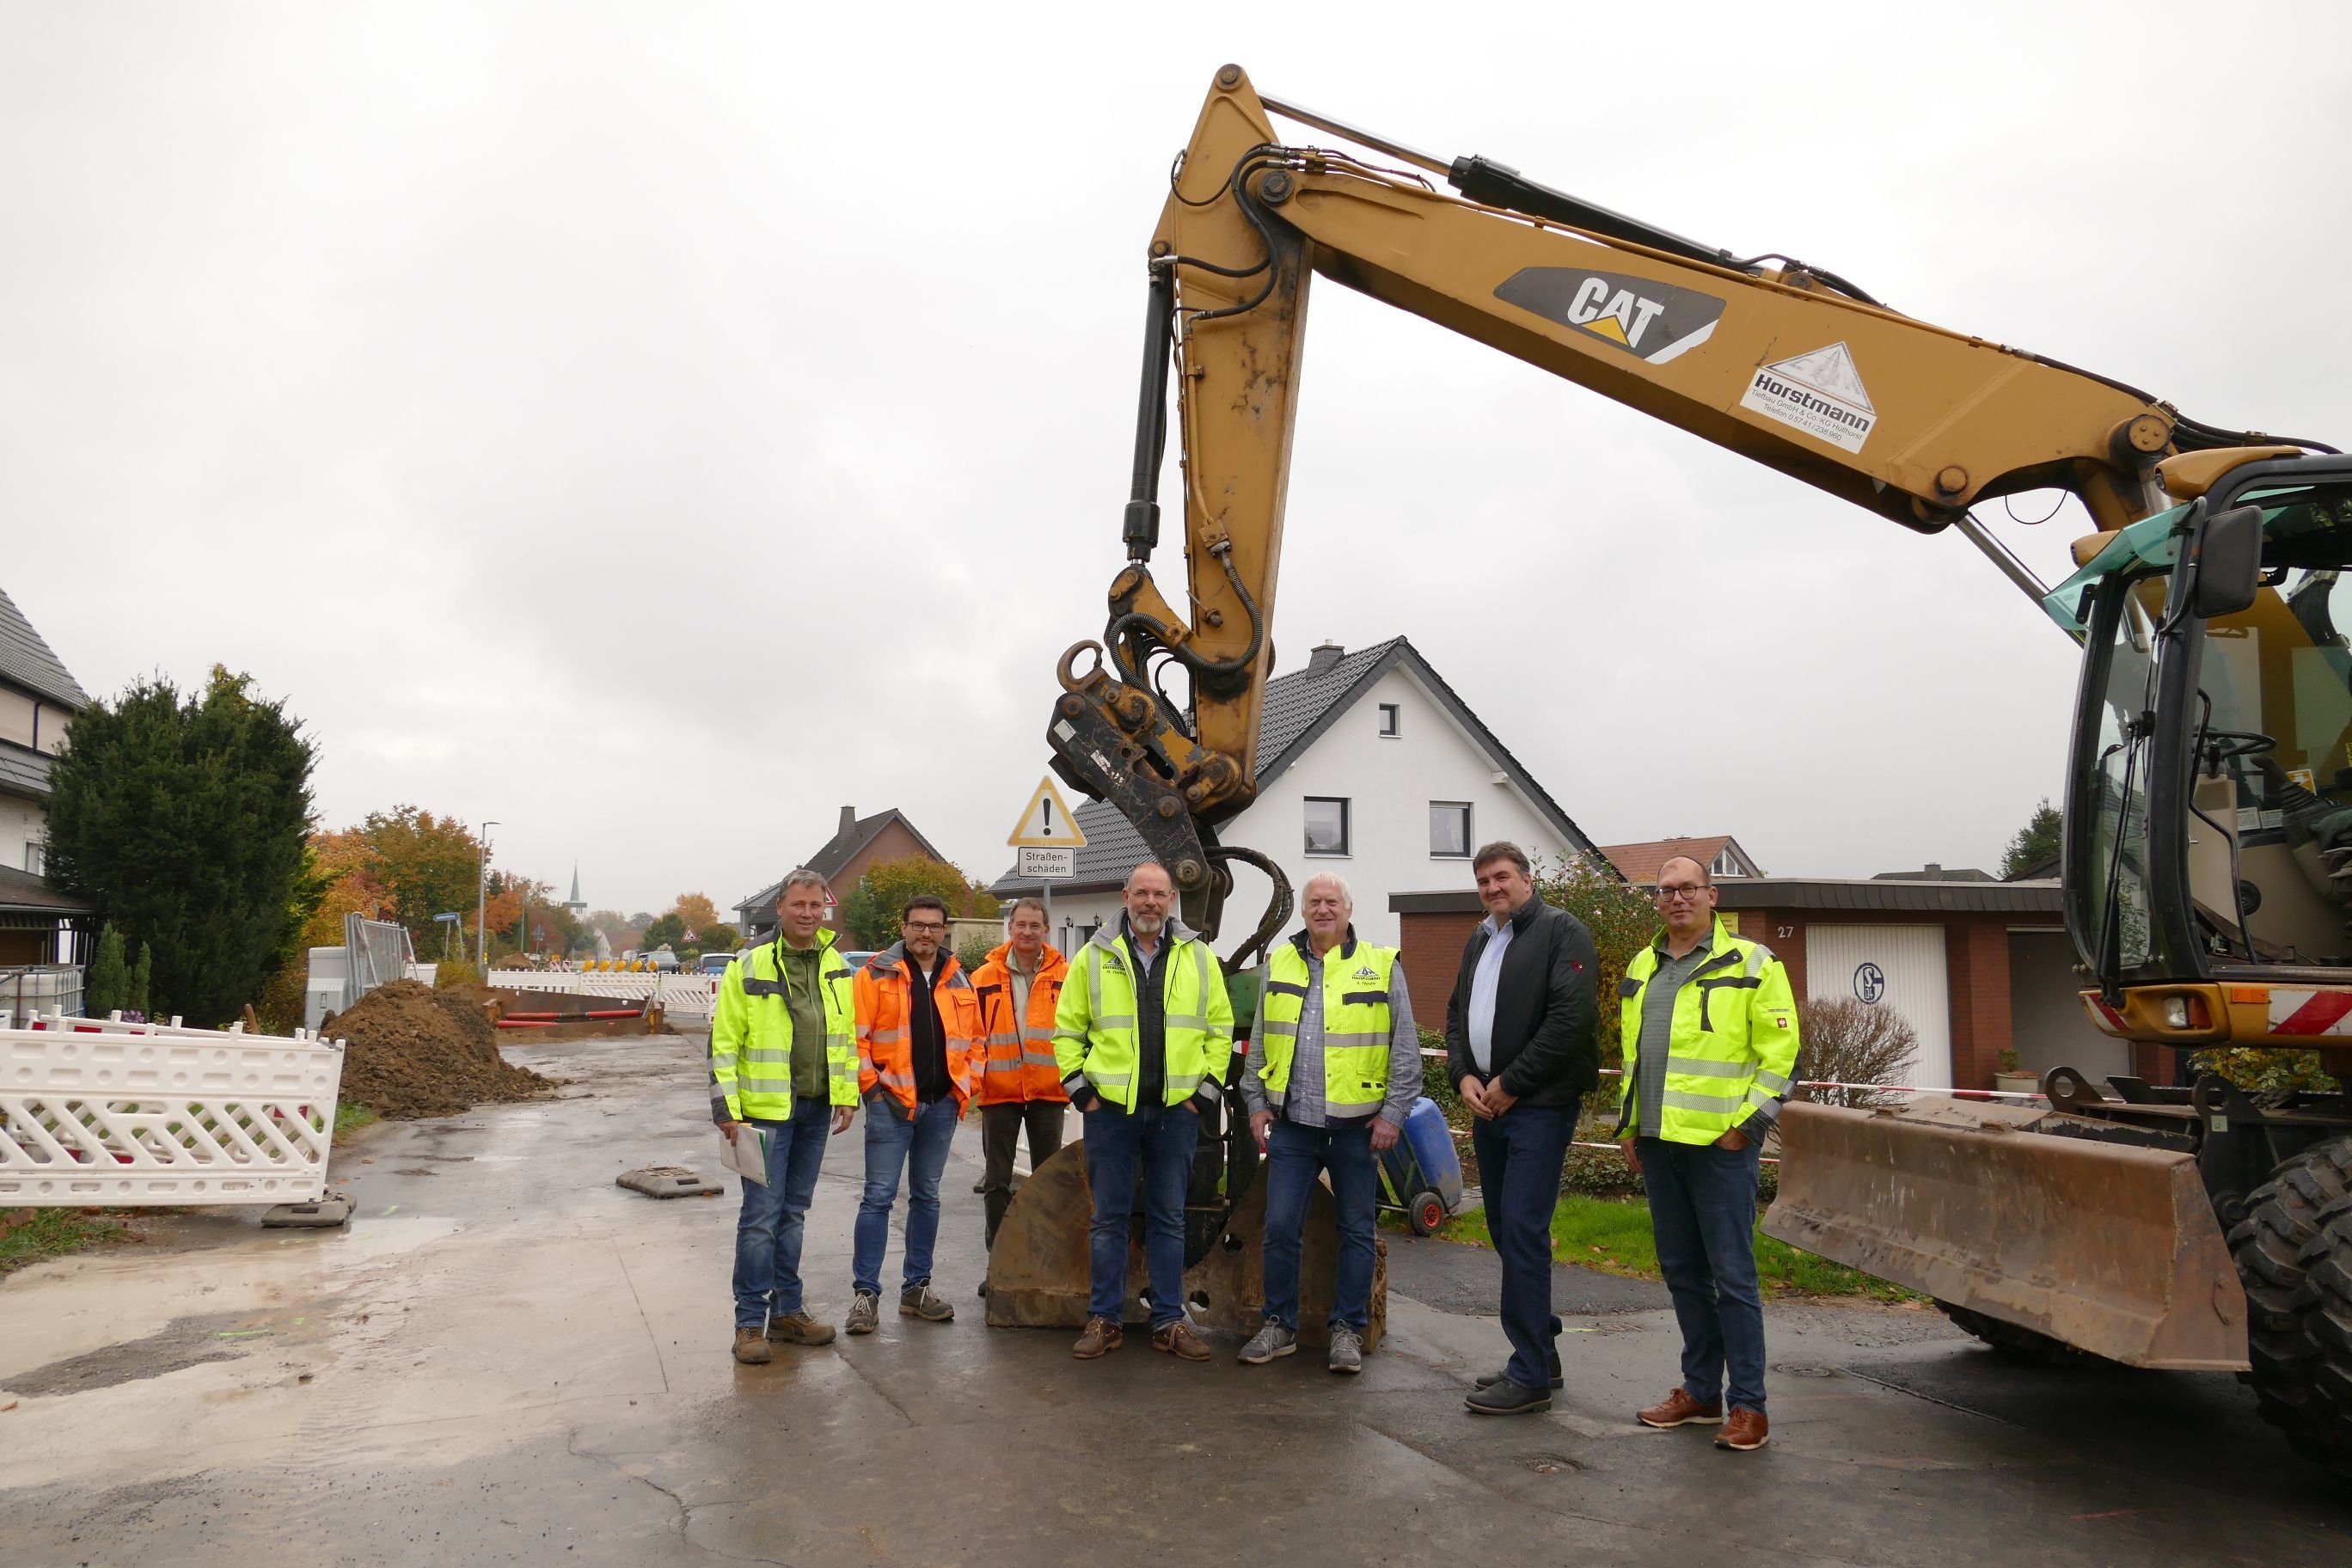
[1,1011,345,1206]
[486,970,722,1018]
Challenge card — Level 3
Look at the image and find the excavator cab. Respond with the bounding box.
[2060,455,2352,1033]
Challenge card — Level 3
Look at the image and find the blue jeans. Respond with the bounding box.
[1639,1135,1767,1412]
[1081,1101,1199,1327]
[1469,1099,1577,1391]
[1262,1118,1378,1333]
[852,1094,959,1296]
[731,1094,835,1328]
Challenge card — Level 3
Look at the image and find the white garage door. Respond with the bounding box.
[1804,923,1951,1089]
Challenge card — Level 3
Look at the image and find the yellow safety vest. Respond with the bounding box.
[709,929,859,1121]
[1614,916,1800,1145]
[1255,935,1396,1119]
[1052,922,1233,1112]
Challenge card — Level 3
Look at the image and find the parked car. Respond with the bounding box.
[645,946,681,972]
[697,952,736,976]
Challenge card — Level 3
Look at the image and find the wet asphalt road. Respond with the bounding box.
[1,1030,2344,1566]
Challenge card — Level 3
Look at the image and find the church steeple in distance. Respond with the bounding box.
[565,864,586,916]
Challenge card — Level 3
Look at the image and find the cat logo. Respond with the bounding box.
[1493,266,1726,365]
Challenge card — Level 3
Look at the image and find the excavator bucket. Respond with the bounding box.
[983,1137,1385,1351]
[1761,1099,2247,1370]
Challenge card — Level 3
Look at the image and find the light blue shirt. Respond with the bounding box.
[1466,911,1516,1074]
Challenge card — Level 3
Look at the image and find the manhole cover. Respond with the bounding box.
[1772,1362,1838,1378]
[1519,1454,1579,1475]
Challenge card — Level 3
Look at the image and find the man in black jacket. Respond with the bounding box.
[1446,840,1599,1415]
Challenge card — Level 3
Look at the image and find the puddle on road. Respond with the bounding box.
[3,1309,291,1396]
[317,1214,463,1260]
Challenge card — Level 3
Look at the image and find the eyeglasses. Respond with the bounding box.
[1654,887,1708,903]
[903,922,947,934]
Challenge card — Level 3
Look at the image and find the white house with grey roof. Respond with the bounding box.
[0,585,88,879]
[0,585,94,966]
[989,636,1600,952]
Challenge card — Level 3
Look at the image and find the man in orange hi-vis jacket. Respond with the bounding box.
[970,897,1070,1266]
[846,894,981,1336]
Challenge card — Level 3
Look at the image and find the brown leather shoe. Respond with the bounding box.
[732,1326,772,1365]
[1072,1316,1124,1359]
[1636,1388,1724,1429]
[1152,1320,1212,1362]
[766,1312,836,1346]
[1716,1406,1769,1450]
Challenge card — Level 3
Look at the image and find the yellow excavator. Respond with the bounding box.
[1001,64,2352,1480]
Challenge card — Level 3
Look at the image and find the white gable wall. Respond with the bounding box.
[1230,665,1576,947]
[1028,665,1579,957]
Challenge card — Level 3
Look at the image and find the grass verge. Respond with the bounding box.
[1432,1195,1920,1302]
[0,1208,128,1277]
[334,1102,378,1135]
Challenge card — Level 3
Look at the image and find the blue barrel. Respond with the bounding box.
[1380,1096,1463,1234]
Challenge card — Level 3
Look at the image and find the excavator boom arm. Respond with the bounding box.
[1048,65,2207,947]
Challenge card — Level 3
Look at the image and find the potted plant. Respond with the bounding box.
[1994,1048,2041,1097]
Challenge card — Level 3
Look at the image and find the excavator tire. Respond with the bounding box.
[2226,1136,2352,1447]
[1934,1301,2095,1367]
[2299,1191,2352,1482]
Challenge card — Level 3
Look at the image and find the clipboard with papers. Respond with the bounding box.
[719,1124,769,1186]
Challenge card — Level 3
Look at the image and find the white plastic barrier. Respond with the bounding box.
[0,1013,345,1206]
[660,975,720,1015]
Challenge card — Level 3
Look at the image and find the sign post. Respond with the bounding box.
[1008,778,1087,936]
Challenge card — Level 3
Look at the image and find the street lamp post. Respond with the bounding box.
[477,820,500,971]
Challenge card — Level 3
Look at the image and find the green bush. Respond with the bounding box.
[1532,857,1664,1074]
[1419,1029,1461,1118]
[955,934,996,974]
[2190,1046,2342,1097]
[85,923,127,1016]
[46,667,316,1027]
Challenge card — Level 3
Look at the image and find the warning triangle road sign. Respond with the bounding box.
[1007,777,1088,848]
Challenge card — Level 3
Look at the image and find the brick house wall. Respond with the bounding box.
[830,818,935,903]
[1724,907,2013,1091]
[1397,890,2044,1094]
[1398,910,1482,1035]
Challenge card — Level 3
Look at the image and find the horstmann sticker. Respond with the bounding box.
[1739,342,1877,453]
[1493,267,1726,365]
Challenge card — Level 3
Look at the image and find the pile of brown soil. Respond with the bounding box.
[324,979,552,1120]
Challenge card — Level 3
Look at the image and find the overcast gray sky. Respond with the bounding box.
[5,2,2349,916]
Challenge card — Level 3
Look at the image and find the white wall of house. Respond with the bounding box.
[0,797,45,875]
[1246,665,1578,946]
[1032,665,1582,953]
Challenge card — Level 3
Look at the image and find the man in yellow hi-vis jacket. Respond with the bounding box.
[1615,856,1800,1453]
[1052,861,1232,1363]
[711,868,860,1365]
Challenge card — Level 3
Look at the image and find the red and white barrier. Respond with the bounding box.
[1,1011,345,1206]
